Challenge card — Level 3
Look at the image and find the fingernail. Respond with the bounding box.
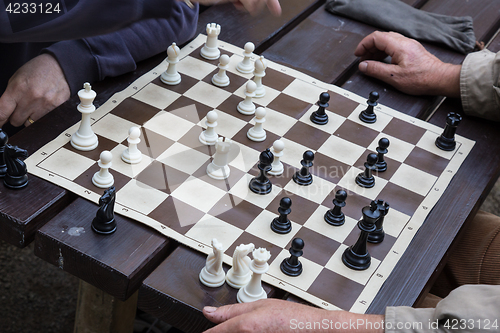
[359,61,368,72]
[204,306,217,314]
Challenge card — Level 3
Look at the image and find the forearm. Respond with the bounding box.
[43,2,198,95]
[0,0,178,43]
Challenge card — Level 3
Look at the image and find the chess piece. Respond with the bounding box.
[237,247,271,303]
[3,144,28,189]
[226,243,255,288]
[368,200,389,244]
[91,186,117,234]
[212,54,230,87]
[71,83,99,151]
[249,149,273,195]
[342,201,380,270]
[280,238,304,277]
[355,153,377,188]
[92,150,114,188]
[268,140,284,176]
[199,238,226,287]
[200,23,221,60]
[236,42,255,74]
[310,92,330,125]
[206,138,232,180]
[237,81,257,115]
[199,110,219,145]
[160,42,181,85]
[374,138,390,172]
[359,91,379,124]
[435,112,462,151]
[270,197,292,234]
[293,150,314,186]
[324,189,347,226]
[121,127,142,164]
[253,56,267,98]
[0,129,8,178]
[247,107,266,142]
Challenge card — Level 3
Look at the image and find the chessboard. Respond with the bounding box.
[26,33,474,313]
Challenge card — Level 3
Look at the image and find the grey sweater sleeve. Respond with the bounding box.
[385,285,500,333]
[460,49,500,122]
[41,1,198,95]
[0,0,189,42]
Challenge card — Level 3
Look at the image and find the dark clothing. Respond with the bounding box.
[0,0,199,94]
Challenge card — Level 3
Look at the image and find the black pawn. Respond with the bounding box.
[271,197,292,234]
[92,186,117,235]
[3,144,29,189]
[342,201,380,270]
[359,91,379,124]
[0,129,8,178]
[368,200,389,244]
[293,150,314,186]
[281,238,304,277]
[355,153,377,188]
[324,189,347,226]
[249,149,273,195]
[375,138,390,172]
[435,112,462,151]
[310,92,330,125]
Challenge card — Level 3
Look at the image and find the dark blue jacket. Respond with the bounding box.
[0,0,199,94]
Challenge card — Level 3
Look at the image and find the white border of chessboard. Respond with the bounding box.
[26,34,475,313]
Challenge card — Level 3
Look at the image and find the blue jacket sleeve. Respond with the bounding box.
[0,0,194,42]
[42,2,198,95]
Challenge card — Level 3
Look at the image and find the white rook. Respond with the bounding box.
[200,23,221,60]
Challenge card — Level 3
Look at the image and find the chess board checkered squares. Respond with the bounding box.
[184,214,244,249]
[133,82,182,110]
[92,113,140,143]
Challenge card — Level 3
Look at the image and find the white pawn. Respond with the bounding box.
[237,81,257,115]
[268,140,285,176]
[253,56,267,98]
[200,23,221,60]
[237,42,255,74]
[121,127,142,164]
[92,151,114,188]
[199,238,226,288]
[247,107,266,142]
[207,138,231,180]
[71,83,98,151]
[237,248,271,303]
[199,110,219,145]
[161,42,181,85]
[226,243,254,289]
[212,54,230,87]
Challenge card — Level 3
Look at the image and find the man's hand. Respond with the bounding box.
[191,0,281,16]
[355,31,461,98]
[202,298,385,333]
[203,299,325,333]
[0,53,71,128]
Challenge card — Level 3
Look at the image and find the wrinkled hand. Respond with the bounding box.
[192,0,281,16]
[0,53,71,128]
[203,299,327,333]
[355,31,460,97]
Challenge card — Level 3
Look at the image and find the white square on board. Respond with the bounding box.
[171,176,226,213]
[117,179,169,215]
[38,148,95,181]
[133,83,181,110]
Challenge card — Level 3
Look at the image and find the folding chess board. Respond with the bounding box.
[26,34,474,312]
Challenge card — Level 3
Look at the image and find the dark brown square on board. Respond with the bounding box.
[110,97,161,125]
[333,119,379,147]
[148,196,204,234]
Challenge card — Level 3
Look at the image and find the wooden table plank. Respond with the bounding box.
[138,245,281,333]
[197,0,323,52]
[35,197,172,300]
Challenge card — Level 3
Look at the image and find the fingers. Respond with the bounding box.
[266,0,281,16]
[358,60,400,86]
[203,302,259,325]
[354,31,405,60]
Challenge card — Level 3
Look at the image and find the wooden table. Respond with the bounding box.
[2,1,500,332]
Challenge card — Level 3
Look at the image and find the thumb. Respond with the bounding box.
[359,60,400,84]
[0,91,17,127]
